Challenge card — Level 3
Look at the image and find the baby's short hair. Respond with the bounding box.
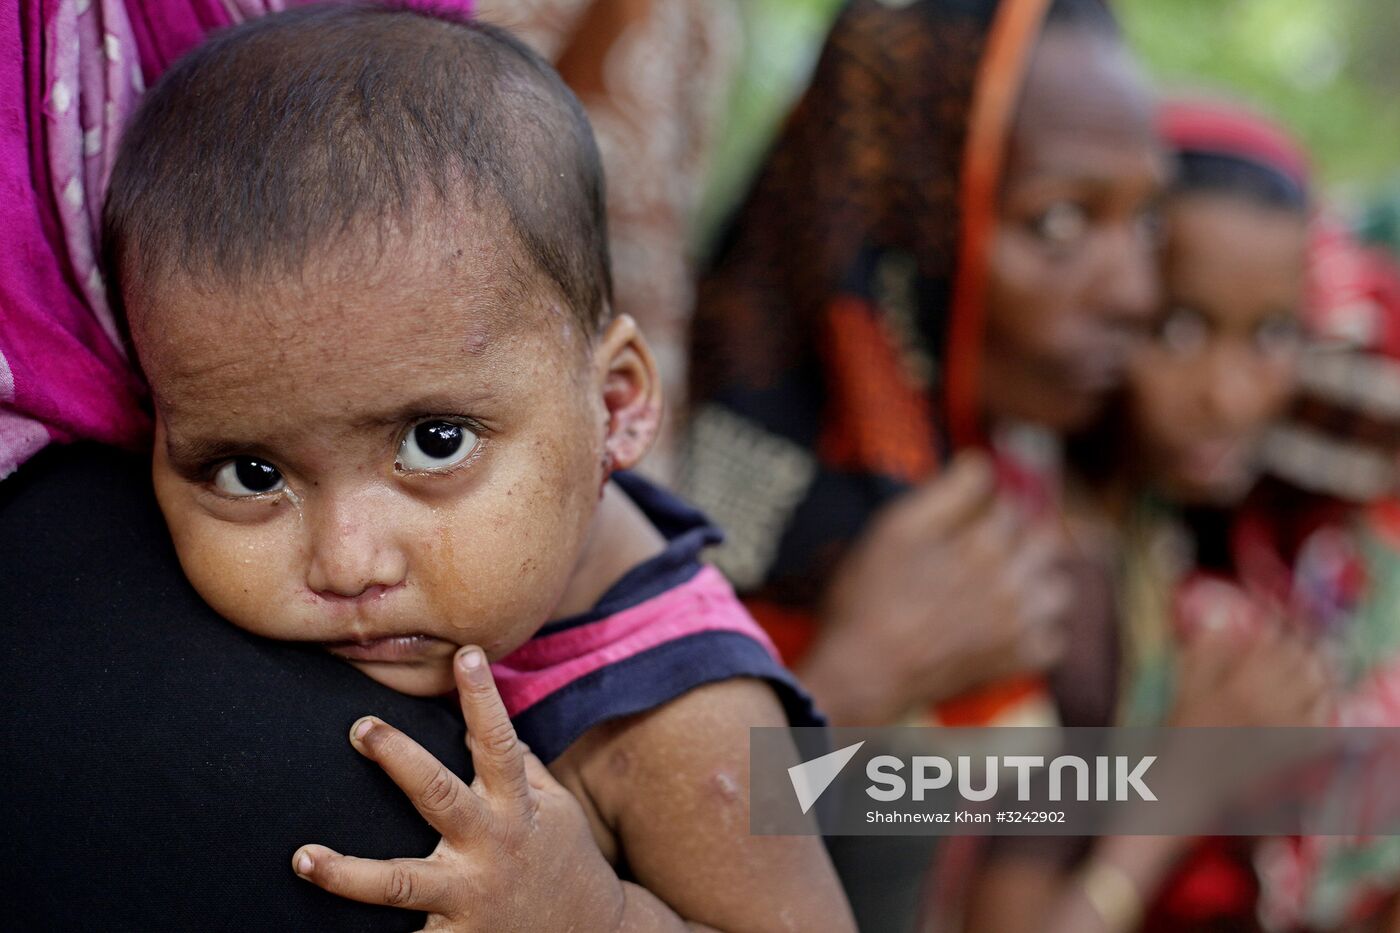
[104,2,612,332]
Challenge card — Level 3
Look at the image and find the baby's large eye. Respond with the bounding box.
[397,420,479,472]
[213,457,284,497]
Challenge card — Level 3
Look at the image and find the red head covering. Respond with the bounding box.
[1156,97,1399,502]
[1159,96,1311,198]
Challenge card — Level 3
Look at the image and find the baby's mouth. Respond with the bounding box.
[323,633,452,663]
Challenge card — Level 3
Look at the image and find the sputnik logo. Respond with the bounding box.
[788,741,865,814]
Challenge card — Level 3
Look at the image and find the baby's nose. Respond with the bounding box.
[304,506,408,599]
[308,559,408,602]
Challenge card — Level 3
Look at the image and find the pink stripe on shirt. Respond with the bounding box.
[492,565,779,717]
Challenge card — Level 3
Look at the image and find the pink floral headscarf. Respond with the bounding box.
[0,0,472,478]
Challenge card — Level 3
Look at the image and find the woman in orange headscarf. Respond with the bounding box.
[685,5,1165,926]
[685,0,1165,732]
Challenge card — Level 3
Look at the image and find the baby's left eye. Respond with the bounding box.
[397,420,479,472]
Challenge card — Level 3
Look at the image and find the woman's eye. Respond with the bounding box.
[1255,316,1302,359]
[1030,202,1090,248]
[1137,205,1165,248]
[1158,307,1209,357]
[213,458,284,497]
[397,420,478,472]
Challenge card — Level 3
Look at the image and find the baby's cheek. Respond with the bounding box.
[169,516,303,639]
[417,545,528,657]
[416,479,587,655]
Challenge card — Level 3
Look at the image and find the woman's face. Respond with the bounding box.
[983,27,1167,432]
[1127,193,1307,504]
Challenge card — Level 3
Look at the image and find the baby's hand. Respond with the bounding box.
[292,647,626,932]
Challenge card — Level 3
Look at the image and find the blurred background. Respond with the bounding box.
[702,0,1400,256]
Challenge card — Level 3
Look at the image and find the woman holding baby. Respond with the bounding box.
[5,1,1364,932]
[5,1,853,931]
[4,0,1167,928]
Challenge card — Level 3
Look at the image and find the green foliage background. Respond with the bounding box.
[1116,0,1400,200]
[701,0,1400,245]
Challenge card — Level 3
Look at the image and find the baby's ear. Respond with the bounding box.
[594,314,663,472]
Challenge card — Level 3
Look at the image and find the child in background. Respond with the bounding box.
[1107,98,1400,933]
[102,5,853,930]
[963,98,1347,933]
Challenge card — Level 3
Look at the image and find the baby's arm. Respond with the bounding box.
[291,651,853,932]
[569,678,857,932]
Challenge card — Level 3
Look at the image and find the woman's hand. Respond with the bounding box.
[1169,625,1334,728]
[800,452,1071,725]
[292,647,626,932]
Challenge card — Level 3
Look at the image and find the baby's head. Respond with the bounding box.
[1125,99,1310,505]
[104,4,662,695]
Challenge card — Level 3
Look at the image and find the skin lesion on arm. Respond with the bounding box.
[561,678,857,933]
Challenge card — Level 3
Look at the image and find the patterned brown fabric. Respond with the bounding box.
[683,0,1051,621]
[473,0,741,476]
[691,0,985,404]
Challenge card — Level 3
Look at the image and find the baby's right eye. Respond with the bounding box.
[213,458,285,497]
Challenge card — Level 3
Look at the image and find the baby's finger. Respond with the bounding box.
[455,647,533,813]
[292,845,455,913]
[349,716,487,844]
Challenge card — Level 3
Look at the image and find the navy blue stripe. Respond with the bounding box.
[612,471,724,545]
[538,471,722,635]
[512,630,825,764]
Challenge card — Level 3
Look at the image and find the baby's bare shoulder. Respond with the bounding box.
[568,680,851,924]
[563,678,853,930]
[576,678,785,805]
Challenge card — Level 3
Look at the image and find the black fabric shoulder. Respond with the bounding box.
[0,444,470,932]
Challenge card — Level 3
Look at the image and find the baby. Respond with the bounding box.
[102,5,853,931]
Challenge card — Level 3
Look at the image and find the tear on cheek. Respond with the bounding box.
[428,525,473,630]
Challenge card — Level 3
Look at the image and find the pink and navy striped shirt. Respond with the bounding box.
[492,472,822,763]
